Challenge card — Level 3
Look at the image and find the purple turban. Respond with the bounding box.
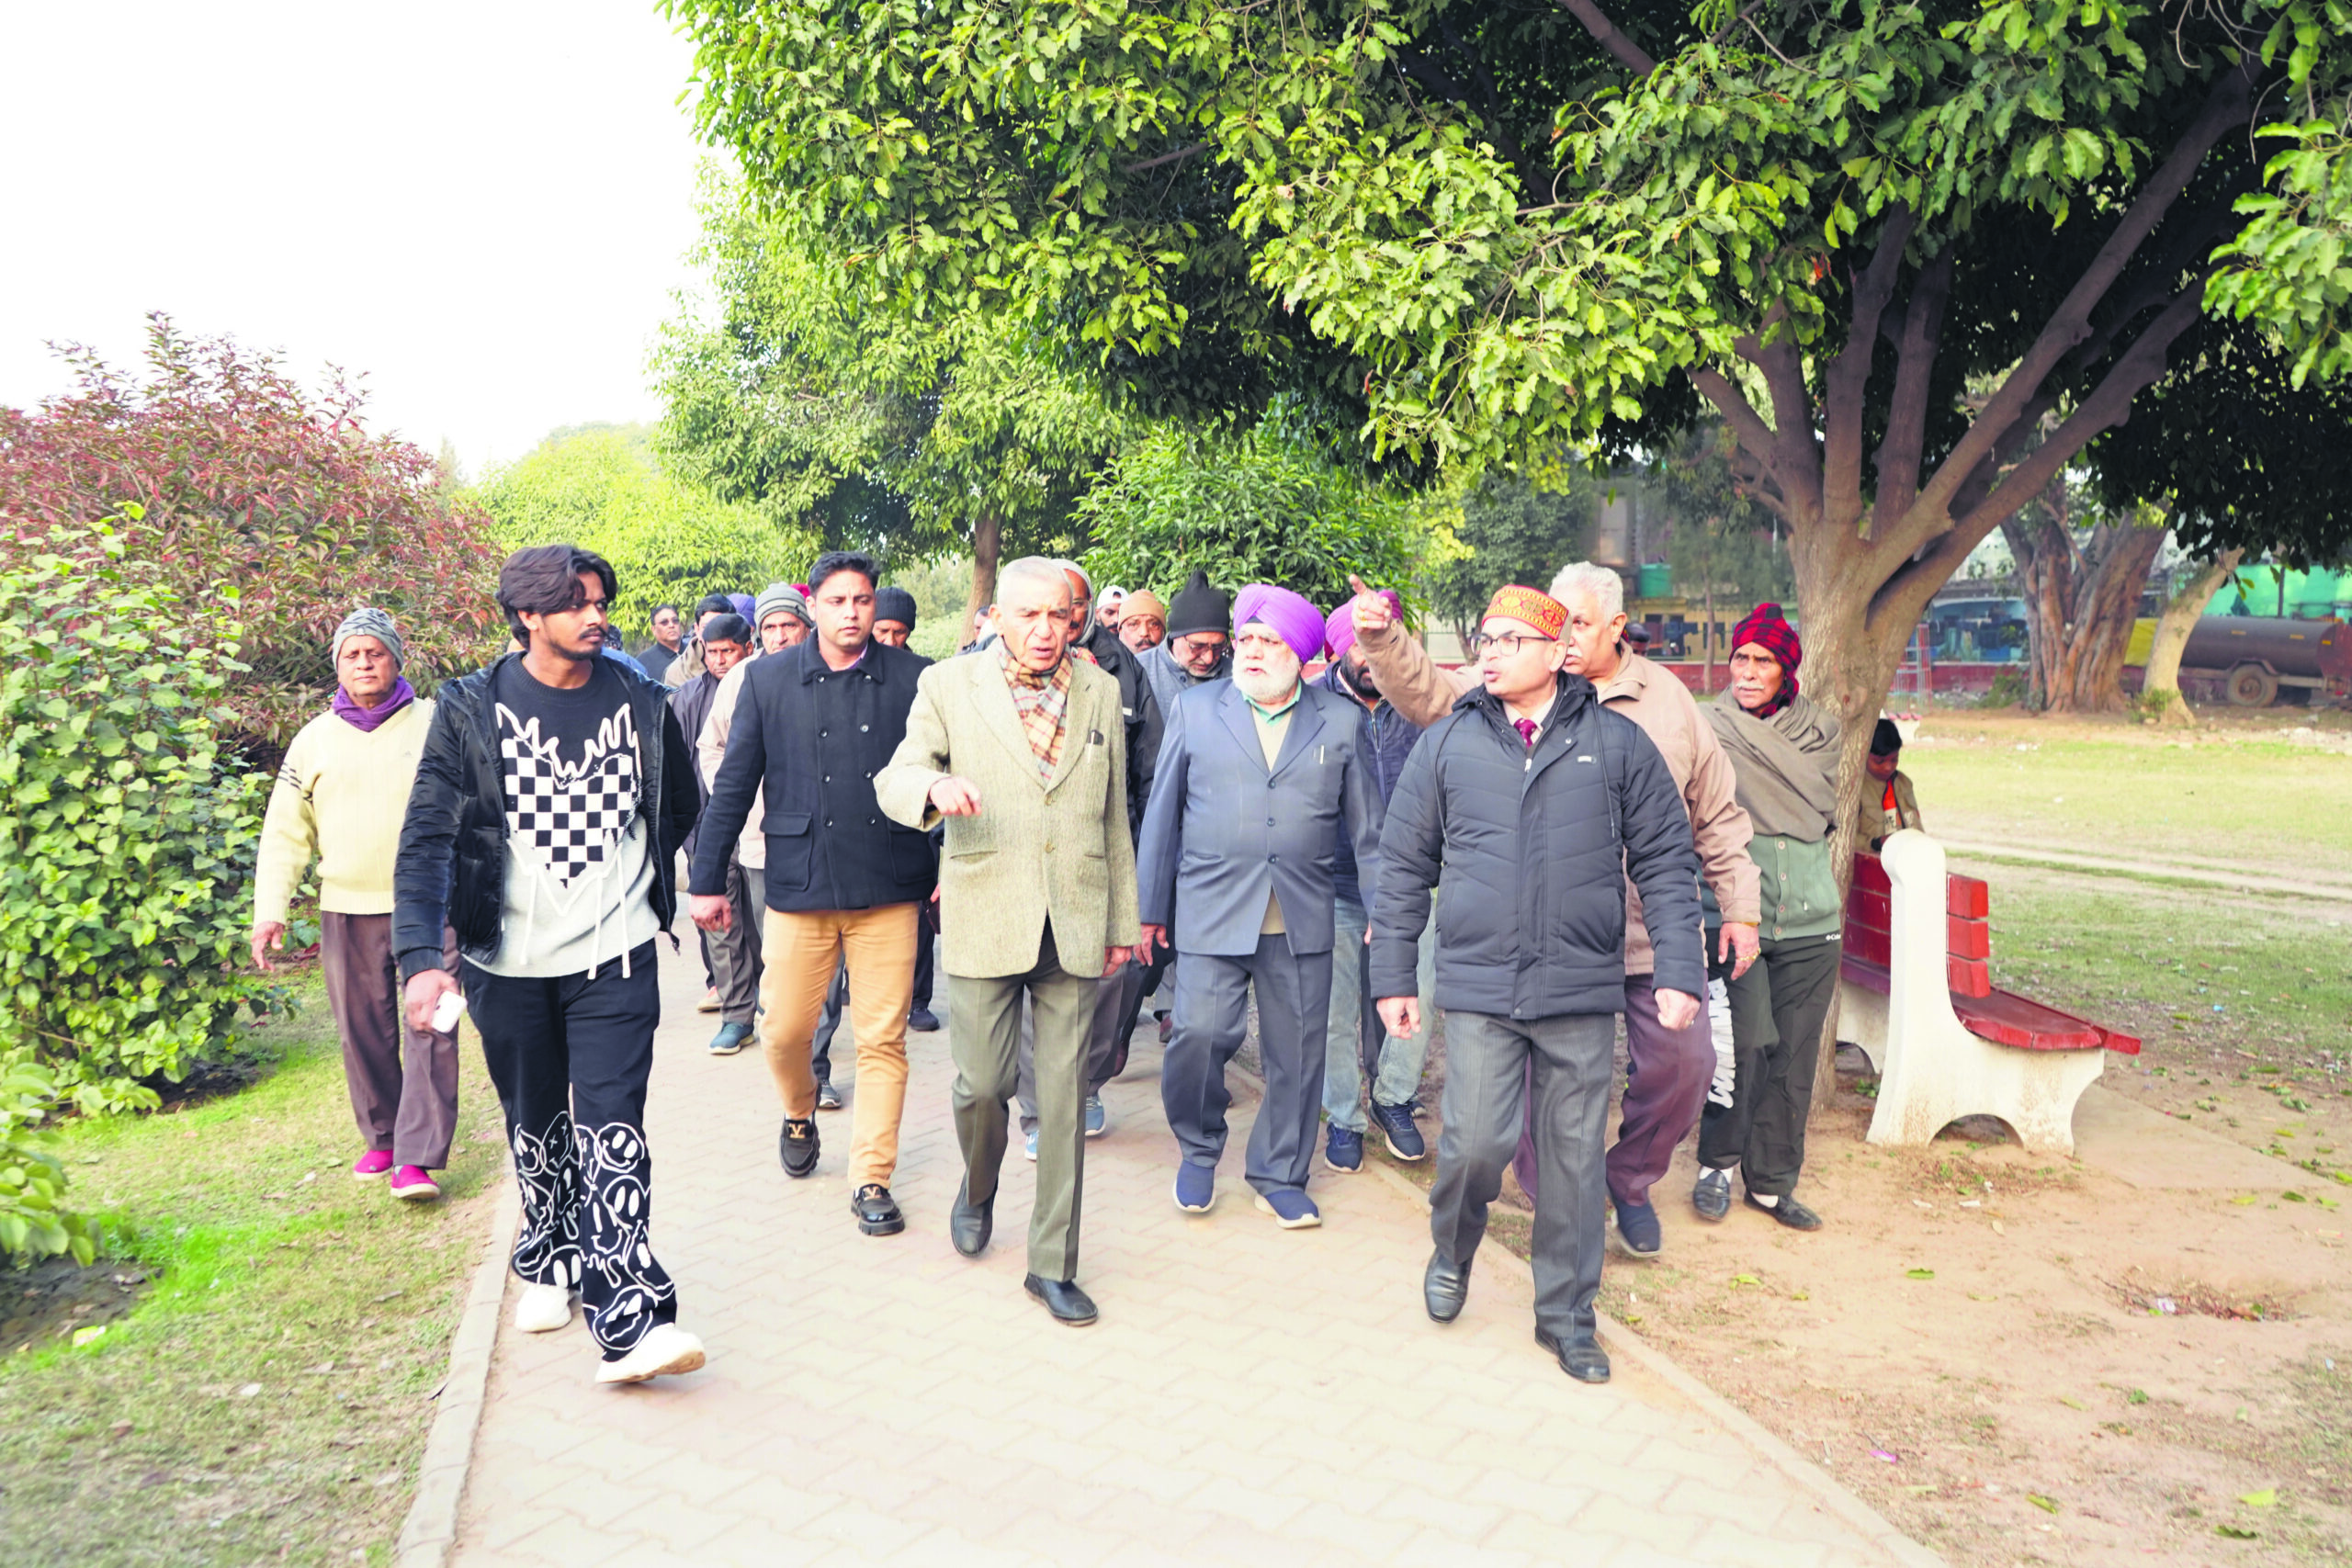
[1323,591,1401,662]
[1232,583,1325,666]
[728,592,755,622]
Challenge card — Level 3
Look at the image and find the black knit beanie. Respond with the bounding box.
[1165,570,1230,638]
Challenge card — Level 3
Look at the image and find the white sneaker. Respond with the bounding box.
[594,1323,707,1385]
[514,1282,574,1334]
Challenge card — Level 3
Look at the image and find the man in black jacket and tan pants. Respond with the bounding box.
[1372,585,1704,1385]
[396,544,707,1385]
[688,551,936,1240]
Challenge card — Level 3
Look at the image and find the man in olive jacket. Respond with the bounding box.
[1372,585,1704,1386]
[874,558,1139,1327]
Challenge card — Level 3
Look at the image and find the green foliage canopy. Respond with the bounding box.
[653,178,1126,581]
[1422,470,1598,641]
[1076,423,1418,614]
[472,428,819,629]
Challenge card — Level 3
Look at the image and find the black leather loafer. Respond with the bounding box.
[1424,1250,1470,1324]
[1023,1273,1098,1326]
[852,1183,905,1236]
[778,1116,820,1179]
[1536,1326,1611,1383]
[949,1183,992,1258]
[1746,1190,1824,1230]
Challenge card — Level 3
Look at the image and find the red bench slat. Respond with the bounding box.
[1946,916,1991,959]
[1946,955,1992,998]
[1946,874,1990,919]
[1951,988,2106,1051]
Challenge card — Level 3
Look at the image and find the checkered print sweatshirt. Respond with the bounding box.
[473,659,659,979]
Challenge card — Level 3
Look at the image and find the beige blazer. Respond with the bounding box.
[875,651,1141,979]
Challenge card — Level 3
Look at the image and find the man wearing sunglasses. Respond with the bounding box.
[1370,585,1702,1385]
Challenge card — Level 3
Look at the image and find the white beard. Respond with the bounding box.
[1234,655,1302,707]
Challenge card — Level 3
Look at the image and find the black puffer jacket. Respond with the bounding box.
[1370,672,1705,1019]
[392,652,699,981]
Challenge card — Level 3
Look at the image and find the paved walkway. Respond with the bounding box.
[449,953,1927,1567]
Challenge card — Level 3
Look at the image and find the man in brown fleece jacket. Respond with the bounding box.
[1345,565,1759,1256]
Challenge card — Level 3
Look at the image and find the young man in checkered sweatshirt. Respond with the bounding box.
[394,544,707,1385]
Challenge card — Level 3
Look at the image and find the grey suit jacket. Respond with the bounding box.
[1136,679,1385,957]
[874,649,1140,980]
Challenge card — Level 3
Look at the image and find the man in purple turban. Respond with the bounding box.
[1136,585,1385,1229]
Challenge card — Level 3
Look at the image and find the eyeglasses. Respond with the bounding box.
[1468,631,1555,656]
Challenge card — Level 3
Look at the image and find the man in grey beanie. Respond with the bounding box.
[755,583,814,655]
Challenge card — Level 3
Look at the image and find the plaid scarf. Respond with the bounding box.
[999,643,1072,782]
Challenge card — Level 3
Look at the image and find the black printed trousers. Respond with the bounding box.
[462,942,676,1359]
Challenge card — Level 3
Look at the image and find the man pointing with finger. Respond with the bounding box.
[875,558,1140,1326]
[1371,585,1704,1385]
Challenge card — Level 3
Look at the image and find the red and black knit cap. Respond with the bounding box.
[1730,603,1803,697]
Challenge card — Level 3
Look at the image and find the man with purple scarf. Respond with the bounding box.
[1137,585,1385,1229]
[254,608,461,1201]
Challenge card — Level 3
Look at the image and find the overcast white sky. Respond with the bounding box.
[0,1,709,479]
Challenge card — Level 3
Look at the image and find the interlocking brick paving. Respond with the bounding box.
[449,953,1927,1566]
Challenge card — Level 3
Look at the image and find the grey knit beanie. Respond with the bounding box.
[332,606,405,669]
[754,581,811,628]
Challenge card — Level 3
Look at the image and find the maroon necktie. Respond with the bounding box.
[1513,718,1537,749]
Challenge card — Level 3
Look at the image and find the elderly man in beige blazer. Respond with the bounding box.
[875,557,1139,1326]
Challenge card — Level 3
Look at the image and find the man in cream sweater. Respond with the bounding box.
[253,609,459,1201]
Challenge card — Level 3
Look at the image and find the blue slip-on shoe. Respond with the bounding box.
[1253,1189,1322,1229]
[1084,1095,1109,1138]
[1172,1162,1216,1213]
[1023,1127,1038,1163]
[1612,1197,1663,1257]
[1370,1100,1427,1161]
[707,1021,751,1056]
[1325,1125,1364,1173]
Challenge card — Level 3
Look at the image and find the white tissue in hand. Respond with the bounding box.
[431,989,466,1033]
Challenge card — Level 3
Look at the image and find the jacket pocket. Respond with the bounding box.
[763,809,814,892]
[888,826,935,883]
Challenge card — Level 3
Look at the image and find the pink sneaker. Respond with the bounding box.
[353,1150,395,1179]
[389,1166,441,1201]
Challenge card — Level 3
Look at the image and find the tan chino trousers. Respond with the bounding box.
[756,903,919,1188]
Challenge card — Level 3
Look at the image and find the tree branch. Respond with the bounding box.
[1821,205,1915,533]
[1869,251,1951,529]
[1958,287,2209,539]
[1549,0,1657,75]
[1690,367,1792,517]
[1906,62,2256,537]
[1731,321,1822,518]
[1122,144,1206,175]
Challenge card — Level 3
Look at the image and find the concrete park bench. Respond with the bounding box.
[1835,829,2140,1156]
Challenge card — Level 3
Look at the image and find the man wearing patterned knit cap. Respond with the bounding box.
[1137,585,1385,1229]
[254,608,459,1202]
[1372,585,1702,1383]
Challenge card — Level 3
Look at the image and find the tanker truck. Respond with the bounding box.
[2125,615,2351,707]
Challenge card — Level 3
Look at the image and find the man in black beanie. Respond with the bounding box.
[1131,569,1234,1044]
[873,587,920,648]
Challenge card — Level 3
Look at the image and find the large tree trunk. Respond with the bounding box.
[2143,547,2245,726]
[2002,489,2168,714]
[962,511,1003,646]
[2062,521,2168,711]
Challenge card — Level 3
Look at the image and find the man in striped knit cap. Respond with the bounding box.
[253,608,459,1201]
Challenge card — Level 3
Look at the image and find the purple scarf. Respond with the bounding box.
[334,676,417,733]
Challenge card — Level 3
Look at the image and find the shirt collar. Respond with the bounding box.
[800,637,876,683]
[1244,682,1303,723]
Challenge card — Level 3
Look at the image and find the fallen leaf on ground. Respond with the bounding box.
[2028,1494,2058,1513]
[2058,1396,2086,1410]
[2217,1525,2259,1539]
[2238,1489,2277,1506]
[1906,1268,1935,1280]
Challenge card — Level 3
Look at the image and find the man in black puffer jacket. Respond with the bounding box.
[1371,585,1704,1386]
